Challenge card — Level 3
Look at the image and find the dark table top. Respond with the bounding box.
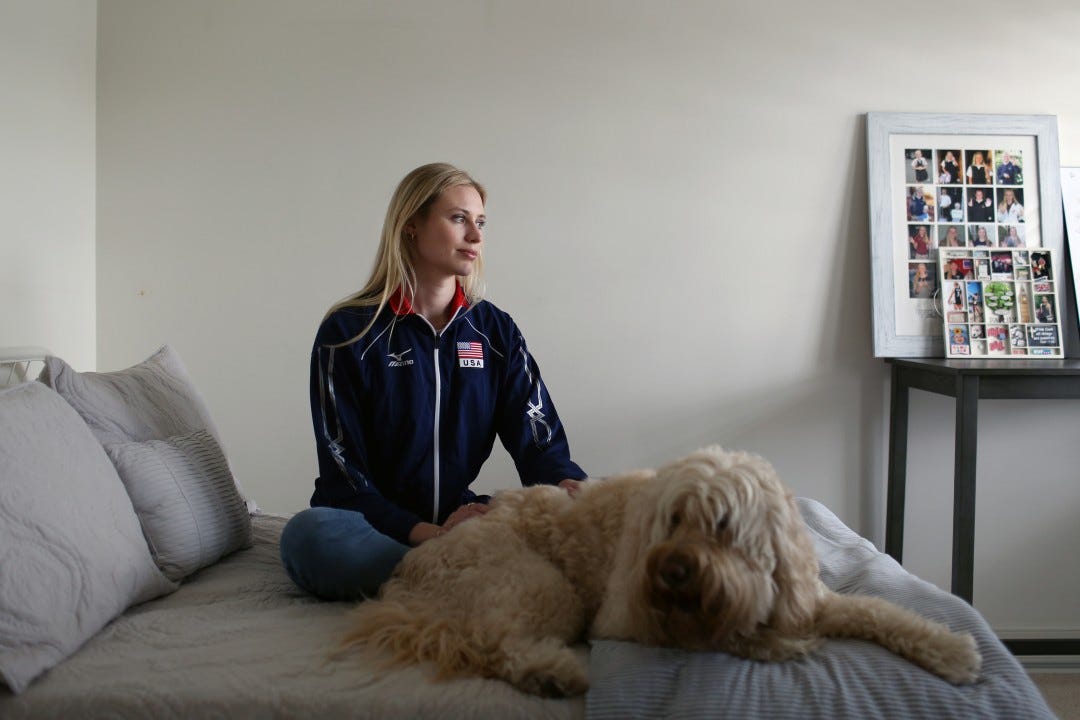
[887,357,1080,376]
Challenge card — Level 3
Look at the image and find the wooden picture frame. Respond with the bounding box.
[867,113,1062,357]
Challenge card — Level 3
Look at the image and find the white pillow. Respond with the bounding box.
[40,345,255,513]
[0,383,177,694]
[105,430,253,582]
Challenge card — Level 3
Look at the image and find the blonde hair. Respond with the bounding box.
[325,163,487,345]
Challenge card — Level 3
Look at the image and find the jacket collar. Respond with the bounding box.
[388,283,469,317]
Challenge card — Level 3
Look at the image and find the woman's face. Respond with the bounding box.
[946,228,959,243]
[1004,189,1015,203]
[408,185,485,283]
[973,152,984,165]
[977,227,988,240]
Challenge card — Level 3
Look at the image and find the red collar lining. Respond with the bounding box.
[389,284,468,317]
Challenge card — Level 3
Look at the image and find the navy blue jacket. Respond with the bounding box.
[309,286,586,544]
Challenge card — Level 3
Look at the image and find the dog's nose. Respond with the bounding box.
[659,555,692,588]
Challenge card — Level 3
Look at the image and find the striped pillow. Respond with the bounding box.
[105,430,253,581]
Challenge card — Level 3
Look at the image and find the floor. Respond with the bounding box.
[1029,672,1080,719]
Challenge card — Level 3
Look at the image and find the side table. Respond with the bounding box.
[885,357,1080,655]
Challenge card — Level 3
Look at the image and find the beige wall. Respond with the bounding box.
[95,0,1080,635]
[1,0,97,370]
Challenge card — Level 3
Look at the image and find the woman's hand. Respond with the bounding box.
[558,478,586,497]
[442,502,490,531]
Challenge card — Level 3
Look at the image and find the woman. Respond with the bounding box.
[941,151,960,184]
[909,225,931,258]
[280,163,587,600]
[942,225,963,247]
[971,225,992,247]
[997,188,1024,223]
[966,151,989,185]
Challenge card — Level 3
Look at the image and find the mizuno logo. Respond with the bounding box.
[388,348,414,367]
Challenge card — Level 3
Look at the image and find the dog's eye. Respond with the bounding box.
[714,515,729,535]
[670,512,681,528]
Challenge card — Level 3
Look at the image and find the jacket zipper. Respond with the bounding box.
[431,336,441,523]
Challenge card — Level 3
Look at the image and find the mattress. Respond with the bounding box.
[0,514,583,720]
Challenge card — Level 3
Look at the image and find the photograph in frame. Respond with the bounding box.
[866,113,1063,357]
[936,247,1063,359]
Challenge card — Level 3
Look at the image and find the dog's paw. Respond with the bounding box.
[509,645,589,697]
[927,631,982,684]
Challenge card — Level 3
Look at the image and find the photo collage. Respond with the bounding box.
[938,247,1062,358]
[905,147,1033,303]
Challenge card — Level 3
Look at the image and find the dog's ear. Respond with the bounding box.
[764,485,820,634]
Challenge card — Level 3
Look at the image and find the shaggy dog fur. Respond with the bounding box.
[340,446,981,696]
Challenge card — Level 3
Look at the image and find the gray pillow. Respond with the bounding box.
[40,345,255,513]
[105,430,254,582]
[0,383,177,694]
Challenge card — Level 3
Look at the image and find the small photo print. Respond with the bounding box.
[971,339,987,355]
[1016,250,1029,265]
[1012,348,1028,356]
[1034,294,1057,323]
[946,280,967,310]
[965,150,992,185]
[908,262,936,299]
[908,224,934,259]
[1016,283,1033,323]
[966,187,995,222]
[938,149,962,185]
[1016,267,1031,281]
[1009,324,1026,347]
[947,311,967,323]
[986,325,1008,355]
[943,258,973,281]
[1033,280,1052,294]
[996,187,1025,223]
[949,325,971,354]
[1027,324,1060,347]
[1031,251,1052,279]
[906,149,933,183]
[966,280,983,307]
[977,260,990,278]
[907,186,935,222]
[989,251,1013,277]
[969,324,984,339]
[983,281,1016,323]
[939,187,965,222]
[939,224,965,248]
[997,225,1025,248]
[1031,348,1055,356]
[968,224,994,247]
[995,150,1023,185]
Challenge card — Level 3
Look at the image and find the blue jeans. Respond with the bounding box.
[279,507,409,601]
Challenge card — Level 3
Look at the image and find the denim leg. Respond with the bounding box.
[279,506,409,601]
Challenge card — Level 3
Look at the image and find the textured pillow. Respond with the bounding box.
[104,430,253,582]
[0,383,177,694]
[40,345,255,513]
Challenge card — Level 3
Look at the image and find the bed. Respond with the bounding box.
[0,346,1057,719]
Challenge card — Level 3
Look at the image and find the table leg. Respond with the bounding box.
[885,364,909,563]
[952,374,979,604]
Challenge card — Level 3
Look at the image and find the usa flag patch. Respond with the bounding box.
[457,341,484,368]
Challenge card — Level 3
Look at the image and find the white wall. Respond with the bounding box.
[0,0,96,370]
[95,0,1080,635]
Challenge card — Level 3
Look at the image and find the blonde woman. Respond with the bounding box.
[966,151,989,185]
[997,188,1024,223]
[280,163,587,600]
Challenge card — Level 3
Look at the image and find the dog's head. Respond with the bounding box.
[632,446,820,651]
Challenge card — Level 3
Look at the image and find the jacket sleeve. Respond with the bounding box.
[309,336,422,545]
[496,323,587,486]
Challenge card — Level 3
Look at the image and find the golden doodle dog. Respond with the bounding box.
[340,446,981,696]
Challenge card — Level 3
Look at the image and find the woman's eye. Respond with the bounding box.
[477,220,486,229]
